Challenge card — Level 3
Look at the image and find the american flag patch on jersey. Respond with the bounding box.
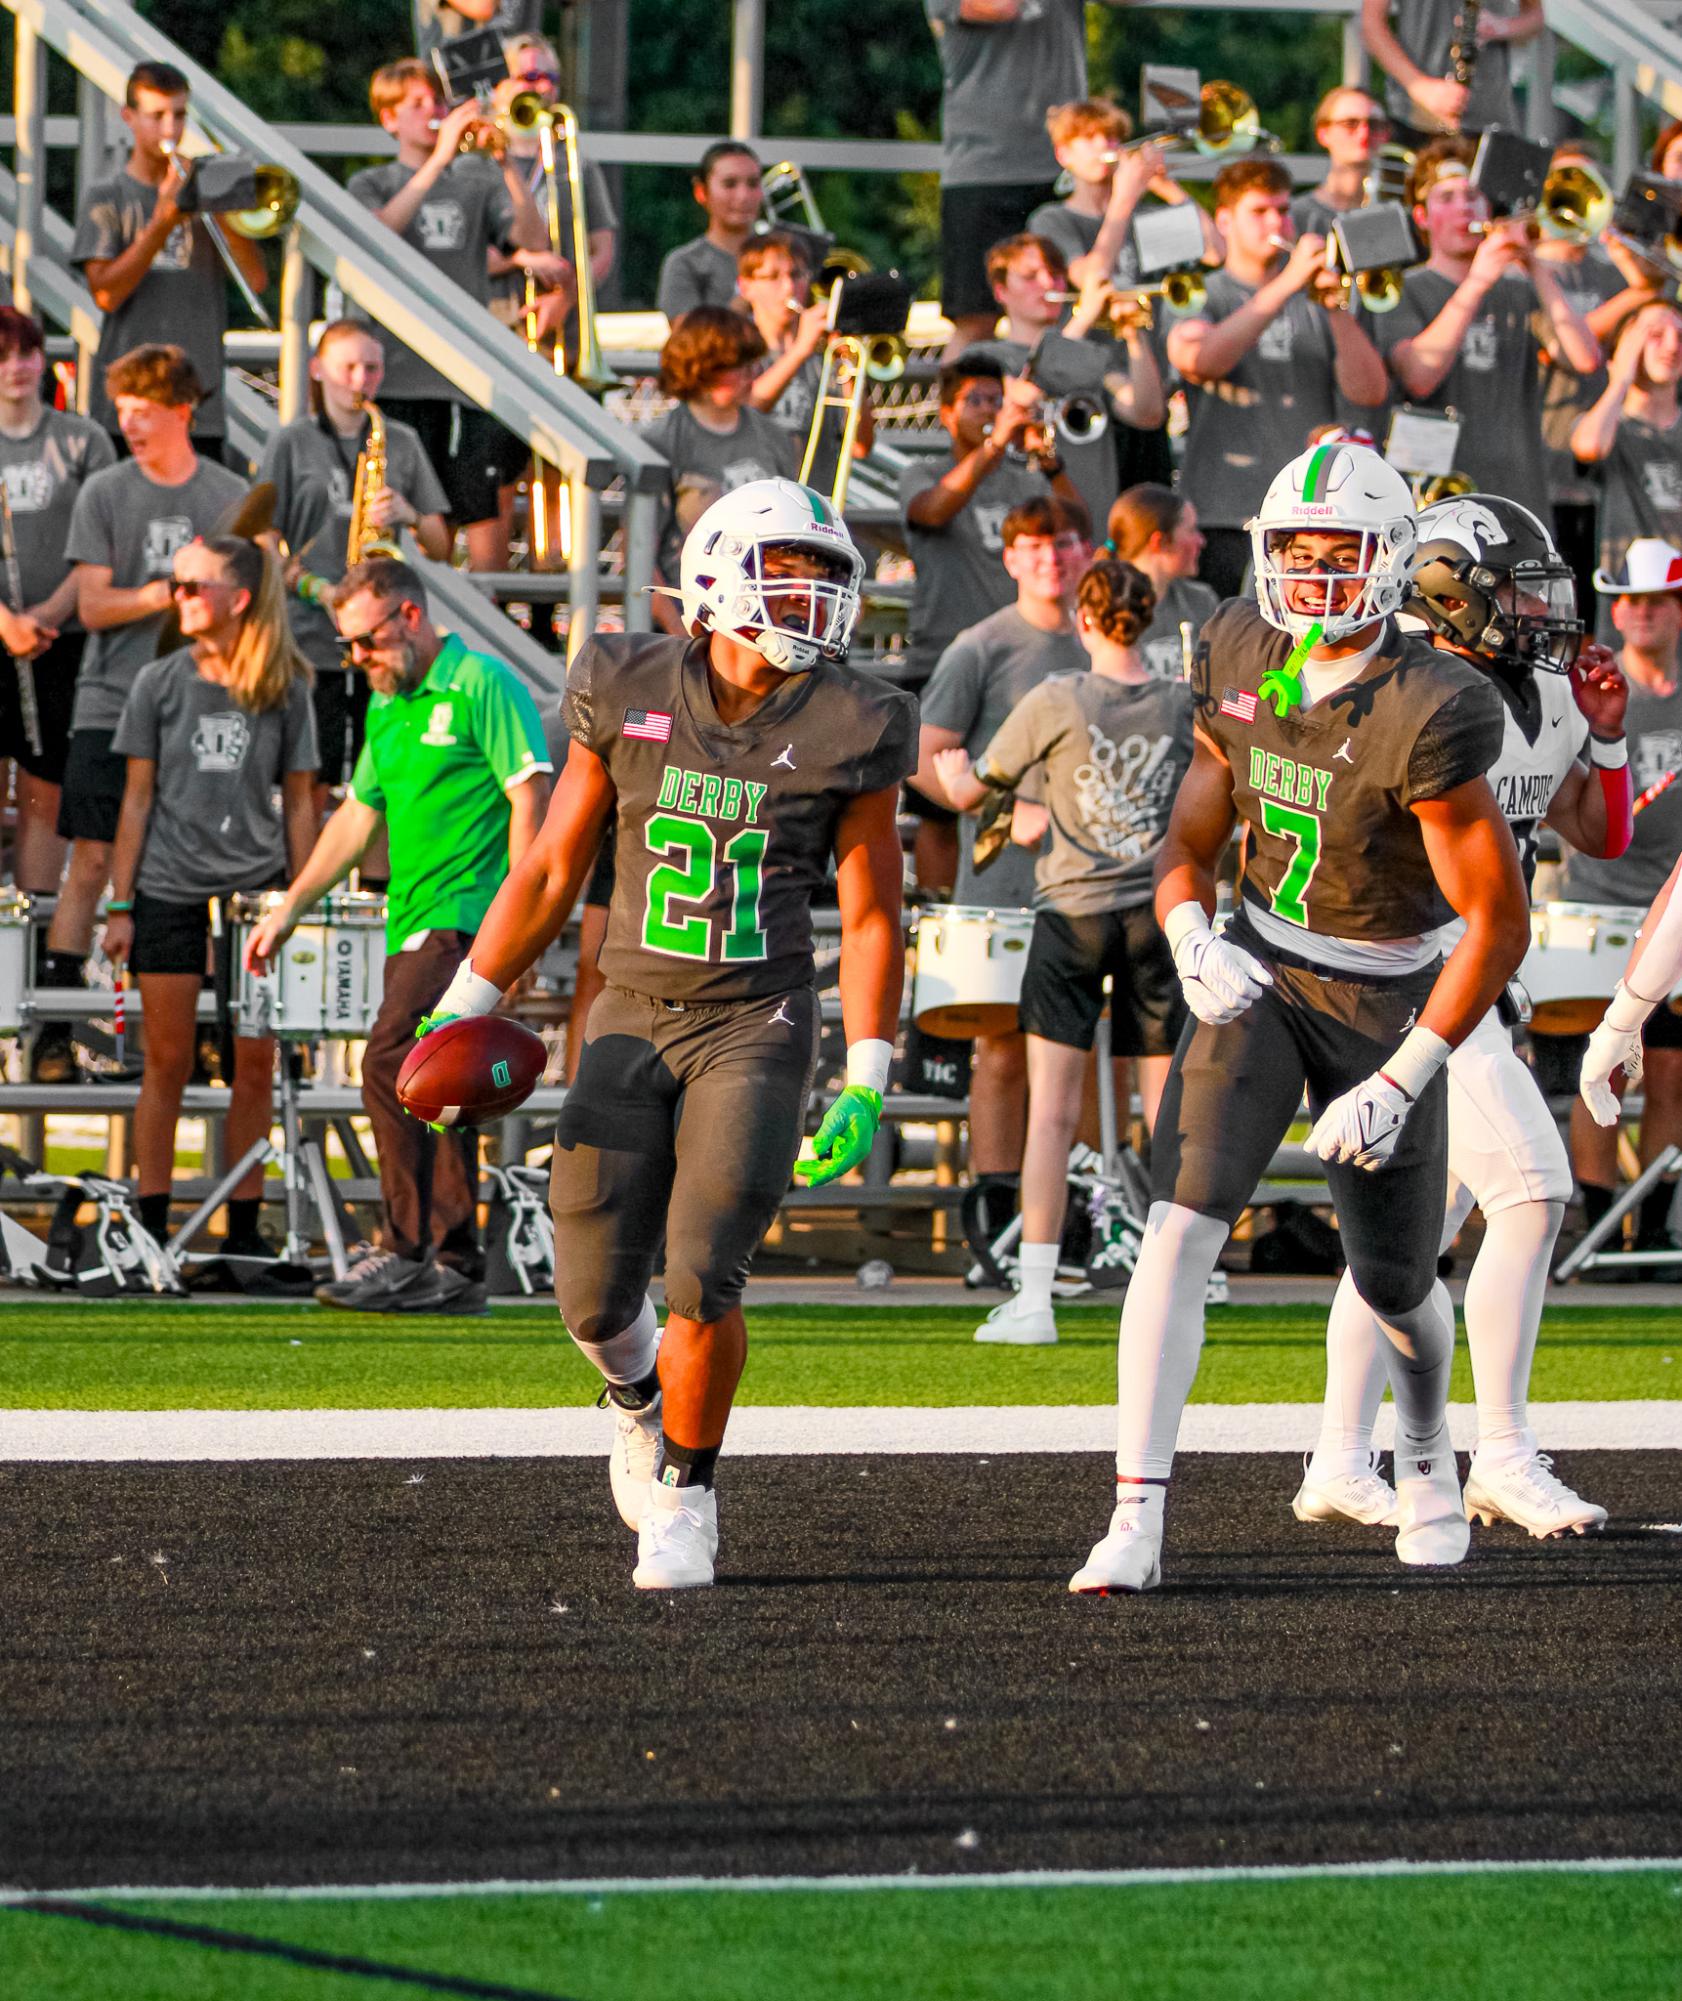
[1220,688,1258,722]
[623,708,673,742]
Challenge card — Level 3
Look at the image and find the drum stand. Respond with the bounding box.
[1553,1143,1682,1279]
[164,1042,353,1281]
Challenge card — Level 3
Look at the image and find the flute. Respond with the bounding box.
[0,483,43,759]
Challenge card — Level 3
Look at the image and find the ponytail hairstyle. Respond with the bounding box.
[1105,483,1187,561]
[199,536,313,712]
[1077,557,1157,647]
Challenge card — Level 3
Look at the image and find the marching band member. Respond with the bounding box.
[1361,0,1543,140]
[1106,484,1218,683]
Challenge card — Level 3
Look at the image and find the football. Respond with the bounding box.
[395,1015,548,1128]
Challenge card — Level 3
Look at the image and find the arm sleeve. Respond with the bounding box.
[349,738,386,813]
[976,683,1057,791]
[856,690,921,792]
[917,637,984,738]
[1402,680,1506,805]
[470,662,553,791]
[63,476,114,570]
[109,663,161,761]
[582,160,618,234]
[81,427,119,477]
[562,638,612,756]
[283,678,320,774]
[898,456,942,533]
[656,248,702,321]
[345,166,389,215]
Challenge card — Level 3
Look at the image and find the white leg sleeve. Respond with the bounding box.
[569,1294,660,1388]
[1373,1279,1456,1454]
[1114,1202,1229,1479]
[1312,1269,1391,1469]
[1464,1198,1564,1457]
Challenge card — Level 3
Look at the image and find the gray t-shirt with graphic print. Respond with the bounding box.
[0,410,117,613]
[641,401,797,578]
[71,170,230,440]
[1595,414,1682,587]
[64,456,249,734]
[977,670,1196,915]
[1564,676,1682,908]
[1136,575,1219,683]
[257,414,449,674]
[347,156,516,401]
[111,648,318,901]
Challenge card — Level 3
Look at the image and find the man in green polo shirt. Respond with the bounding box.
[245,555,551,1314]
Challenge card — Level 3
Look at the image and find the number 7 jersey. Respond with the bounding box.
[564,633,918,1001]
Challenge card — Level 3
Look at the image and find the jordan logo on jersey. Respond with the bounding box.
[655,763,768,824]
[771,744,796,770]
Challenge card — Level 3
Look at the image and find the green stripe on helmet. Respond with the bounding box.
[1301,444,1334,504]
[808,489,830,526]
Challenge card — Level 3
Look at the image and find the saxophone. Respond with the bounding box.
[346,397,402,563]
[1448,0,1481,94]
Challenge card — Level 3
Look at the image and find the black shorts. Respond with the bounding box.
[904,775,957,826]
[378,397,510,527]
[129,891,214,978]
[56,728,126,843]
[0,632,82,783]
[1152,920,1448,1317]
[1017,903,1187,1056]
[549,982,821,1332]
[940,179,1057,321]
[312,666,370,789]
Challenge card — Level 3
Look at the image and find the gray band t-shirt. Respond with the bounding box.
[64,456,249,734]
[919,603,1088,908]
[898,446,1049,687]
[924,0,1085,188]
[1563,676,1682,907]
[1538,247,1623,507]
[489,150,615,318]
[111,648,319,901]
[641,401,797,577]
[1378,0,1524,135]
[1136,576,1219,683]
[71,171,230,440]
[977,671,1196,915]
[0,410,117,612]
[1592,415,1682,637]
[257,414,449,673]
[656,237,743,320]
[347,156,516,400]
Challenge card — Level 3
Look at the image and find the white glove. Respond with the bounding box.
[1580,981,1650,1128]
[1163,903,1273,1026]
[1306,1073,1413,1170]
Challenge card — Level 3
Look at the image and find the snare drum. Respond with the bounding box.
[0,886,29,1034]
[233,890,387,1038]
[1520,902,1647,1036]
[912,904,1035,1038]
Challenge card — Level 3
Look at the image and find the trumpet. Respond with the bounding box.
[1109,81,1278,166]
[1416,470,1475,507]
[1047,267,1206,329]
[1322,236,1408,315]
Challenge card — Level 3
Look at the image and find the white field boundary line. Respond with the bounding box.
[0,1401,1678,1460]
[3,1857,1678,1904]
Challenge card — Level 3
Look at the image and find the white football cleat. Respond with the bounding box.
[608,1393,662,1532]
[1393,1430,1470,1567]
[1069,1491,1164,1594]
[974,1294,1058,1345]
[633,1481,718,1590]
[1464,1440,1607,1539]
[1291,1450,1400,1527]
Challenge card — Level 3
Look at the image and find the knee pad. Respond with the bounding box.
[1350,1254,1436,1325]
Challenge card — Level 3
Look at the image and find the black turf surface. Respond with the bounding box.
[2,1453,1677,1889]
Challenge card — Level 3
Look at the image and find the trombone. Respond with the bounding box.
[1106,81,1278,166]
[159,137,298,328]
[1469,160,1615,248]
[754,159,871,295]
[798,331,905,513]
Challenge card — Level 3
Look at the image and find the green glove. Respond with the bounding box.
[414,1010,459,1042]
[792,1085,882,1189]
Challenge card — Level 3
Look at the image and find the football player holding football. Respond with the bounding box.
[1070,442,1530,1594]
[421,480,917,1590]
[1296,495,1629,1542]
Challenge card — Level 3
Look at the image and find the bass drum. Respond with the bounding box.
[1521,902,1652,1037]
[911,904,1035,1039]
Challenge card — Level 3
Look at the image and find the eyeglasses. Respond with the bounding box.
[336,605,408,660]
[171,578,232,599]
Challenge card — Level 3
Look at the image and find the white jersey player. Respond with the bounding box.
[1295,495,1632,1539]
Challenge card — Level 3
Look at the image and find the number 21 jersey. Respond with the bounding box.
[564,633,918,1001]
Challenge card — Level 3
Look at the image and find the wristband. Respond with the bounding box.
[1588,734,1629,769]
[1603,978,1659,1037]
[105,900,134,915]
[845,1037,894,1096]
[434,958,504,1019]
[295,571,328,606]
[1378,1024,1451,1101]
[1594,758,1634,858]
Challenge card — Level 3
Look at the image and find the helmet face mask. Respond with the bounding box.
[1409,494,1583,678]
[1249,444,1418,643]
[679,478,864,673]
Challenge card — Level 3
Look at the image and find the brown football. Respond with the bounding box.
[395,1016,547,1127]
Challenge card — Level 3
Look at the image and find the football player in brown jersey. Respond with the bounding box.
[421,480,917,1591]
[1070,443,1531,1594]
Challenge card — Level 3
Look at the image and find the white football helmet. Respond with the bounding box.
[679,478,864,673]
[1248,443,1418,644]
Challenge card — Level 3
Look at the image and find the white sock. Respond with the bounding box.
[1371,1280,1455,1456]
[1017,1241,1058,1315]
[1114,1202,1229,1479]
[569,1295,660,1392]
[1466,1199,1562,1461]
[1311,1268,1390,1475]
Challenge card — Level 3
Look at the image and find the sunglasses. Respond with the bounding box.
[171,577,234,599]
[336,605,409,661]
[1326,116,1388,132]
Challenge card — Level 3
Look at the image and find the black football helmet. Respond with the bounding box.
[1408,494,1583,676]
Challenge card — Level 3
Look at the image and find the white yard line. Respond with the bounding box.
[0,1401,1677,1461]
[3,1856,1677,1904]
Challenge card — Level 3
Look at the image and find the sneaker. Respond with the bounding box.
[315,1244,409,1307]
[633,1480,718,1590]
[379,1261,489,1317]
[974,1294,1057,1345]
[1464,1438,1607,1538]
[606,1384,663,1532]
[28,1022,81,1085]
[1068,1490,1164,1594]
[1292,1451,1400,1527]
[1204,1269,1230,1306]
[1393,1429,1470,1567]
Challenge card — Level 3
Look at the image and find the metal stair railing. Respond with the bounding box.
[4,0,666,654]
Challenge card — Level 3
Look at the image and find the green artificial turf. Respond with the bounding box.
[0,1299,1675,1410]
[5,1870,1679,2001]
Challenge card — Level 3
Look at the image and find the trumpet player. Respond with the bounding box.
[1168,158,1388,599]
[351,59,549,571]
[72,61,265,463]
[1292,86,1390,239]
[257,322,450,796]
